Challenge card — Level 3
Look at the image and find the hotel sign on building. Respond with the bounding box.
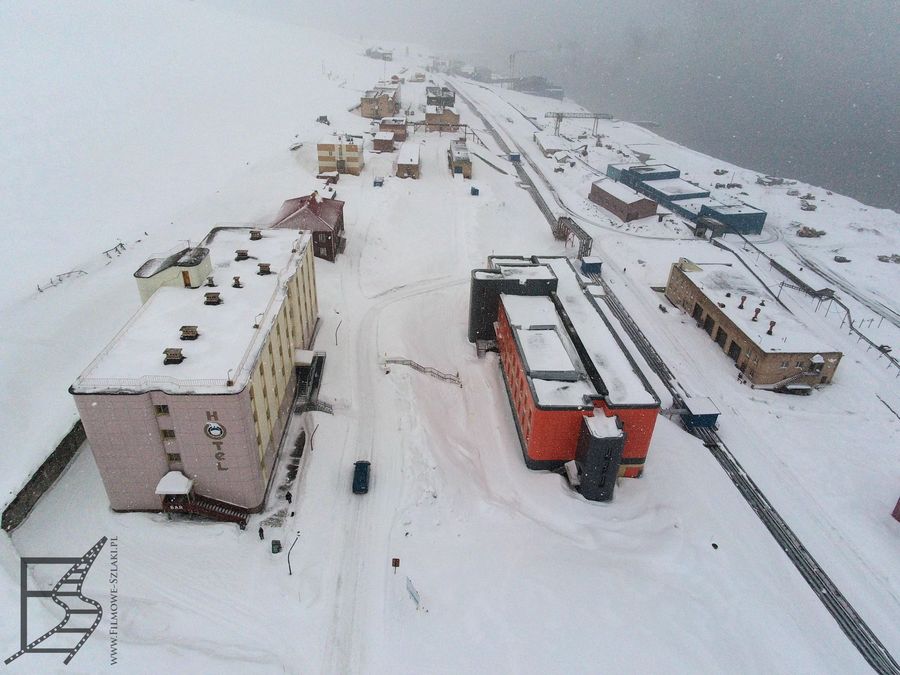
[70,227,319,513]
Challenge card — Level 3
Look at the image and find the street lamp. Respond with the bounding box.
[287,531,300,575]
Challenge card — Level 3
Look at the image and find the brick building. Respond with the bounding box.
[379,116,408,141]
[588,178,657,222]
[425,106,460,132]
[70,228,319,519]
[373,131,395,153]
[665,257,842,389]
[360,84,400,119]
[396,141,420,178]
[448,140,472,178]
[270,191,346,261]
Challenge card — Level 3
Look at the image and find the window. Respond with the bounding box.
[795,360,803,368]
[166,453,181,463]
[154,404,170,416]
[318,247,327,257]
[780,360,789,369]
[161,429,176,440]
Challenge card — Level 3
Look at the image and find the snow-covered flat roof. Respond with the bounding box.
[425,105,457,115]
[674,197,728,216]
[72,228,311,395]
[374,131,395,141]
[500,294,597,407]
[642,177,709,197]
[535,257,658,406]
[450,142,469,161]
[679,257,838,353]
[585,413,623,438]
[380,117,406,125]
[397,141,420,165]
[629,164,679,175]
[496,264,555,281]
[516,327,579,377]
[706,202,766,216]
[592,178,650,205]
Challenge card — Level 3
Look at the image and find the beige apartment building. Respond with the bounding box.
[317,134,364,176]
[70,227,318,518]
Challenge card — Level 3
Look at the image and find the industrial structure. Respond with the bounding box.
[317,134,364,176]
[665,257,842,389]
[70,228,319,520]
[270,191,346,261]
[607,163,767,235]
[468,256,660,501]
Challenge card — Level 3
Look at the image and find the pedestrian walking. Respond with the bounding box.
[258,526,264,540]
[285,491,293,505]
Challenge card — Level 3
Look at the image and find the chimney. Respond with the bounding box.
[179,325,199,340]
[257,262,272,276]
[738,295,746,309]
[163,347,185,365]
[204,292,222,305]
[235,249,249,261]
[767,320,776,335]
[232,276,243,288]
[250,229,262,241]
[205,276,216,287]
[752,308,760,321]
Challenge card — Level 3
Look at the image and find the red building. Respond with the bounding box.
[270,191,346,261]
[589,178,657,222]
[471,257,660,499]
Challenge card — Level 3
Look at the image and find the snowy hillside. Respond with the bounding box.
[1,1,898,673]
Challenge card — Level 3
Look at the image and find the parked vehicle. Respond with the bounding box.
[352,461,371,494]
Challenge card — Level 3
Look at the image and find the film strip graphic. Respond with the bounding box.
[5,536,107,666]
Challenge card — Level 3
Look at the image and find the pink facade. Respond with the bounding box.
[74,371,295,512]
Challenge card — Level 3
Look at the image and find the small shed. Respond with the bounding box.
[373,131,395,153]
[580,256,603,275]
[397,142,420,179]
[680,396,721,430]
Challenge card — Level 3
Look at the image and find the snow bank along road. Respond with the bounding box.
[450,77,900,675]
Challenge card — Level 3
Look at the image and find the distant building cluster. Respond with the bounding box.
[605,162,767,234]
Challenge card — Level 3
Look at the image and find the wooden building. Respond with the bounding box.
[396,142,420,179]
[317,135,364,176]
[379,116,408,141]
[665,257,843,389]
[425,105,460,132]
[271,191,346,262]
[588,178,657,222]
[448,140,472,178]
[373,131,395,153]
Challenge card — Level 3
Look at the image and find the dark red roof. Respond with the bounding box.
[271,192,344,233]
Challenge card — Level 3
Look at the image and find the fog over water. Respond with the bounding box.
[222,0,899,210]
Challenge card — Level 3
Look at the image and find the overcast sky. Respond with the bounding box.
[214,0,899,208]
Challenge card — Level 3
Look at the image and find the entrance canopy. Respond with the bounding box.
[155,471,194,495]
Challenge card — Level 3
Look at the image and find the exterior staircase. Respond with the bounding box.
[162,493,249,529]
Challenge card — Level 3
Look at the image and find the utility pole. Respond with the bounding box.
[287,531,300,575]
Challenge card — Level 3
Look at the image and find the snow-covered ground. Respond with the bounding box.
[1,1,898,673]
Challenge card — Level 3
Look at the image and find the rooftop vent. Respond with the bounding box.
[767,320,776,335]
[179,325,199,341]
[163,347,185,365]
[257,262,272,276]
[235,249,249,261]
[205,276,216,287]
[759,299,766,306]
[717,302,726,308]
[250,230,262,241]
[232,276,243,288]
[725,292,732,298]
[204,292,222,305]
[738,295,747,309]
[752,308,761,321]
